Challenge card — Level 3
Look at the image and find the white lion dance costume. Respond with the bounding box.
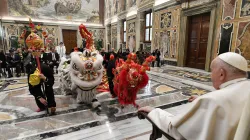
[59,24,103,110]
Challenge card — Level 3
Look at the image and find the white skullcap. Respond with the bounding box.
[218,52,248,72]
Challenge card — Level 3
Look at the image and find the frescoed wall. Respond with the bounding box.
[7,0,101,23]
[214,0,250,68]
[1,23,60,51]
[153,6,181,60]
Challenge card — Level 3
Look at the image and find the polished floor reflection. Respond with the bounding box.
[0,66,213,140]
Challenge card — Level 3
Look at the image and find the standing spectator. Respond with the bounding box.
[151,50,156,67]
[0,50,6,77]
[40,50,48,65]
[47,48,60,74]
[6,49,21,78]
[55,42,66,58]
[100,48,107,68]
[23,49,32,74]
[156,49,161,67]
[107,54,116,98]
[17,48,25,75]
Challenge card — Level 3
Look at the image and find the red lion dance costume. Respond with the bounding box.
[113,53,155,108]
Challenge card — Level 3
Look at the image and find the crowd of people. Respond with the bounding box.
[0,46,64,78]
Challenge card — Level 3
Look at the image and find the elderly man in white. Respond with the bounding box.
[139,52,250,140]
[56,42,66,58]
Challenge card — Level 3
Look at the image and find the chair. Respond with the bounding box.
[138,111,176,140]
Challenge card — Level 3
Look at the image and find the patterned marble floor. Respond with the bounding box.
[0,65,213,140]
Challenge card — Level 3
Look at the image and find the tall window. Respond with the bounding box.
[123,21,126,43]
[145,11,153,42]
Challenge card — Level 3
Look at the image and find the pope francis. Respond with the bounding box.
[139,52,250,140]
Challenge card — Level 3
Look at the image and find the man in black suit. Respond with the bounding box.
[106,54,116,98]
[0,50,7,77]
[47,48,60,74]
[28,60,56,114]
[6,49,21,78]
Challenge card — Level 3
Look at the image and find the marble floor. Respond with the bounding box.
[0,65,213,140]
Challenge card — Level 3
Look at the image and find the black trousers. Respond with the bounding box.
[7,62,21,76]
[49,61,59,73]
[108,77,115,96]
[152,61,155,67]
[20,62,25,73]
[156,60,160,67]
[31,85,56,110]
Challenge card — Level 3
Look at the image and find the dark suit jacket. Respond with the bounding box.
[0,52,6,68]
[107,59,116,78]
[6,53,21,65]
[47,52,60,62]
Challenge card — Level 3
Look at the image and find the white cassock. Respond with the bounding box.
[148,78,250,140]
[56,45,66,58]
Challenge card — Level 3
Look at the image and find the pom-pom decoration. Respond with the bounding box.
[110,54,114,60]
[113,54,155,108]
[25,18,44,72]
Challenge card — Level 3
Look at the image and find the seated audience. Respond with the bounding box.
[6,49,21,78]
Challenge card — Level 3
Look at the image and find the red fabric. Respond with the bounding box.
[113,54,154,107]
[79,24,93,50]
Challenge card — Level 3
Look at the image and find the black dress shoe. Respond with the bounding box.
[7,75,13,78]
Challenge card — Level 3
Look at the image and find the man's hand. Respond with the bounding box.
[188,95,199,102]
[138,106,155,113]
[39,74,46,81]
[39,98,47,106]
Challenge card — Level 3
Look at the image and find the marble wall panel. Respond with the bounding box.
[222,0,237,20]
[153,6,180,60]
[127,20,136,52]
[218,23,234,54]
[236,21,250,66]
[2,23,60,51]
[240,0,250,17]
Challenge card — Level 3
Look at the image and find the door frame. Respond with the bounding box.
[59,26,79,47]
[177,1,220,71]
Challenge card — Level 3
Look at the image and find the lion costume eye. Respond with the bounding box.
[72,63,79,71]
[91,52,97,57]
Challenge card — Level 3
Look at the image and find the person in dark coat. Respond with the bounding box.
[107,54,116,97]
[151,50,156,67]
[156,49,161,67]
[6,49,21,78]
[28,60,56,114]
[0,50,7,77]
[47,48,60,74]
[100,48,107,68]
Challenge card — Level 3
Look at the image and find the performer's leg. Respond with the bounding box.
[35,97,46,111]
[45,85,56,108]
[45,85,56,114]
